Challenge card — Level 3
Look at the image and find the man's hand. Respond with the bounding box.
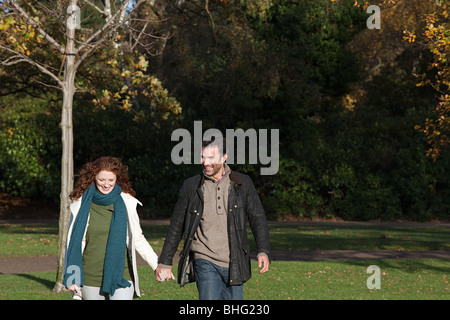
[155,266,174,282]
[258,255,269,274]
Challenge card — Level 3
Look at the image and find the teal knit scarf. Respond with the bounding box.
[63,183,131,296]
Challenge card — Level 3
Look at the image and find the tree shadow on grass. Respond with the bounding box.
[17,273,55,290]
[336,258,450,274]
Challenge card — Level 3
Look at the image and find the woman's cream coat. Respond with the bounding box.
[65,192,158,297]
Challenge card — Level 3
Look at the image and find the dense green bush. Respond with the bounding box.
[1,0,450,221]
[0,96,60,198]
[262,158,324,220]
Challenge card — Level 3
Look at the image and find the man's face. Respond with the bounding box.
[201,145,227,178]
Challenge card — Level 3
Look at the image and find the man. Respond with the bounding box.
[156,137,270,300]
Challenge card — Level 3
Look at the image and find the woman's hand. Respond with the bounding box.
[68,284,78,291]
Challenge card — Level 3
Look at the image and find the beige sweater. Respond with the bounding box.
[190,165,231,268]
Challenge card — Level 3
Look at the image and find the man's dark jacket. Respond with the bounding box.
[159,170,271,287]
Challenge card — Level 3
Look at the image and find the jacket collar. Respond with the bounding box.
[198,164,242,188]
[229,171,243,185]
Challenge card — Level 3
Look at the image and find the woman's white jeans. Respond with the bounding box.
[81,281,134,300]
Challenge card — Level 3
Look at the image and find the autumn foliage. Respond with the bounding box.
[410,0,450,160]
[2,0,450,222]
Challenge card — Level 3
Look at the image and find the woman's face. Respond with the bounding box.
[95,170,117,195]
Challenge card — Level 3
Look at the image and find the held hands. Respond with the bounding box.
[155,256,269,282]
[155,266,175,282]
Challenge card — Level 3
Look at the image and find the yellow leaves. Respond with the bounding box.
[6,35,16,45]
[107,55,119,68]
[413,3,450,160]
[418,96,450,160]
[342,93,357,112]
[353,0,365,8]
[137,55,148,71]
[93,54,182,118]
[93,90,112,109]
[7,128,14,139]
[403,30,416,43]
[122,97,132,111]
[0,16,16,31]
[121,70,131,78]
[1,15,40,56]
[102,89,111,99]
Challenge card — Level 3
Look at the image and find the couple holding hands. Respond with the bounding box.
[63,138,270,300]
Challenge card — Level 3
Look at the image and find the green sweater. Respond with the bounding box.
[82,201,132,287]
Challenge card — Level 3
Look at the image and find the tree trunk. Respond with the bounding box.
[53,2,77,292]
[53,75,75,292]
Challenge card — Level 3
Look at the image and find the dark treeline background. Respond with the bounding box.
[1,0,449,221]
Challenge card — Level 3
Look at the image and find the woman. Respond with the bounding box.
[63,156,158,300]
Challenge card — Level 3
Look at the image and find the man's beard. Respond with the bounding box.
[203,163,223,177]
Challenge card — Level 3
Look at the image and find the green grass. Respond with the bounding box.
[1,223,450,258]
[1,222,449,300]
[137,259,450,300]
[264,224,450,251]
[1,260,449,300]
[0,224,169,258]
[0,224,59,257]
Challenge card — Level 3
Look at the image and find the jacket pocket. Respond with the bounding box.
[231,203,245,231]
[187,208,201,222]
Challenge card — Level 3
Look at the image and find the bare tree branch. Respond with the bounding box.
[0,45,62,87]
[130,21,150,51]
[9,1,65,55]
[74,0,153,69]
[84,0,106,16]
[76,0,131,54]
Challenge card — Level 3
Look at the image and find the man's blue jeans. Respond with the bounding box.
[194,259,244,300]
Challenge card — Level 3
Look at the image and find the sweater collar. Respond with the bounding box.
[199,164,242,187]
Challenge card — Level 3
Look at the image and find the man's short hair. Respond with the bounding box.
[202,136,227,156]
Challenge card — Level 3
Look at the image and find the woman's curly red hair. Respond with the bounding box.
[70,156,136,201]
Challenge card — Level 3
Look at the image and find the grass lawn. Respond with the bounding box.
[1,223,450,258]
[137,259,450,300]
[0,222,449,300]
[265,224,450,251]
[0,224,59,257]
[1,259,449,300]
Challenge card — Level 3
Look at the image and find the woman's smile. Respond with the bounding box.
[100,185,112,192]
